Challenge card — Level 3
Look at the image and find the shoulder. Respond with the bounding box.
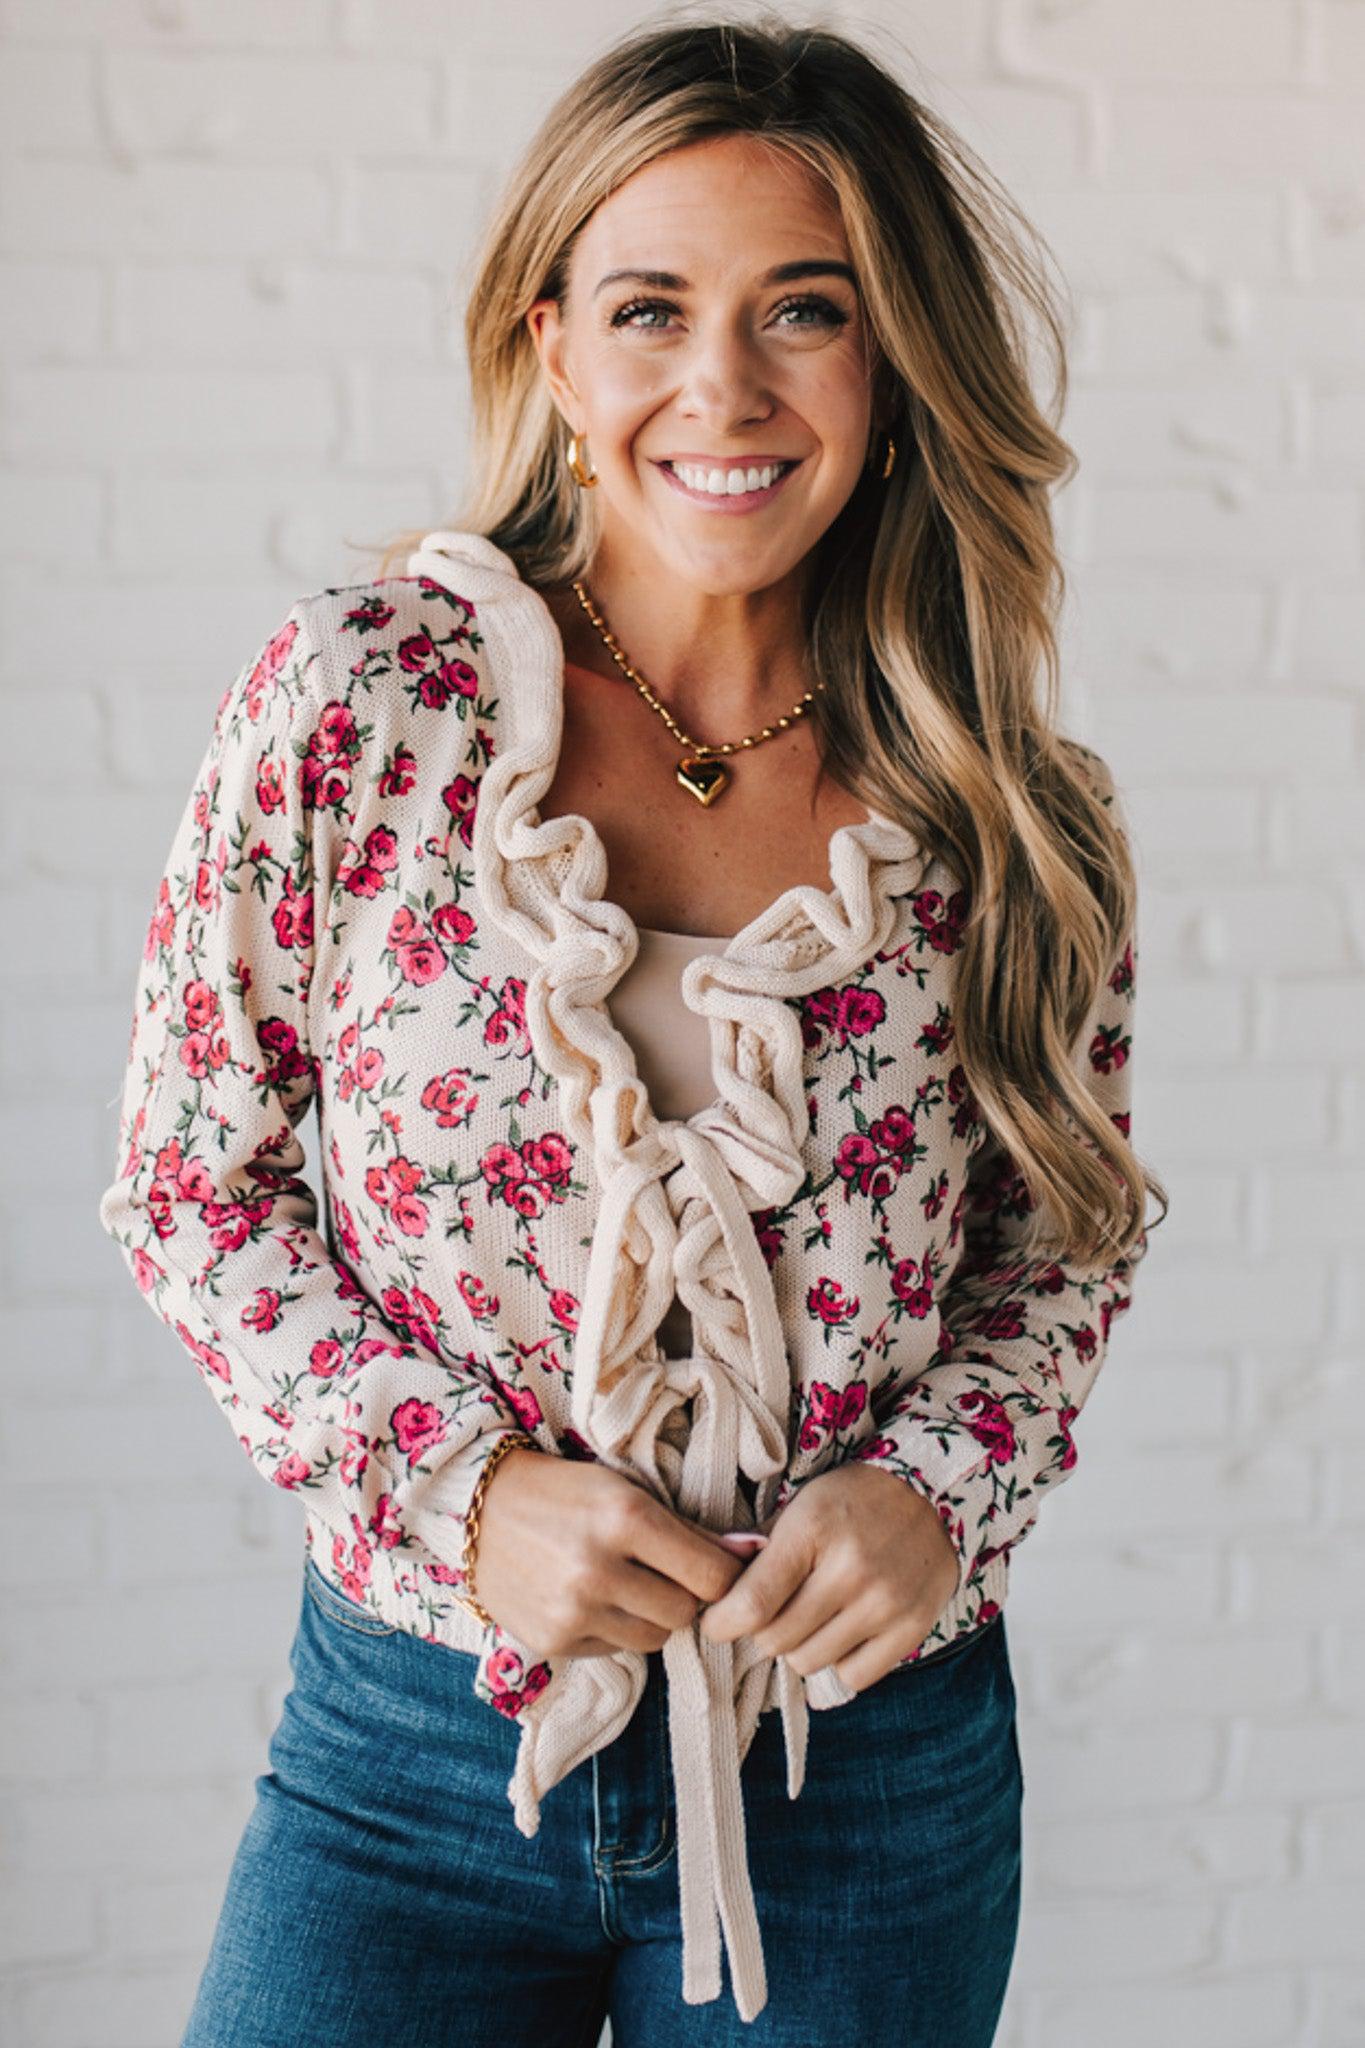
[287,567,484,658]
[255,532,556,750]
[267,568,493,723]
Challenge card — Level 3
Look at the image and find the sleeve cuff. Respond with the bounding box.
[848,1419,999,1607]
[405,1425,536,1578]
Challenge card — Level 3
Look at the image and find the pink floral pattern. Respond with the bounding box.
[98,569,1147,1704]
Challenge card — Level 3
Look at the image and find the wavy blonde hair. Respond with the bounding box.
[365,8,1167,1268]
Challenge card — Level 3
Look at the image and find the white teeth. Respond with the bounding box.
[669,461,789,495]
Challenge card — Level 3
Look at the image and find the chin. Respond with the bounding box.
[695,529,827,579]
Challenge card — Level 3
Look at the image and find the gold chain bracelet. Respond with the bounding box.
[455,1429,538,1628]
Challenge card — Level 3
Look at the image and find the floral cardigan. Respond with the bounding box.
[98,529,1149,2023]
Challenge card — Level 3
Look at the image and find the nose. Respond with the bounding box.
[675,316,777,430]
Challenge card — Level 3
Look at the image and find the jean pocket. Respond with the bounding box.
[304,1555,400,1639]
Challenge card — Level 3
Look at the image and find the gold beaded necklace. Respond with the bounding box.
[569,578,825,808]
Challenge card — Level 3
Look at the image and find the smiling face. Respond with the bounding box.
[526,132,883,603]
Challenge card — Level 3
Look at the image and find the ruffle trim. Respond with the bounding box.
[404,528,937,2021]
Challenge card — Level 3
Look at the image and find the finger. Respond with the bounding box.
[698,1529,811,1644]
[593,1602,680,1654]
[774,1600,886,1682]
[746,1575,851,1662]
[606,1557,711,1636]
[693,1525,763,1556]
[564,1617,675,1658]
[814,1619,927,1696]
[625,1498,747,1605]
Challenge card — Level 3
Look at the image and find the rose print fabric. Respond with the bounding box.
[98,529,1148,2023]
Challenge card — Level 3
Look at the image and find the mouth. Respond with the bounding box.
[654,458,803,512]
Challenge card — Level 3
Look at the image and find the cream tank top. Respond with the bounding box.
[606,923,721,1358]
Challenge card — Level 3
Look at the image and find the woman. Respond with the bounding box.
[98,15,1165,2045]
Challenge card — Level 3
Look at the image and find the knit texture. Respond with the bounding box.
[97,528,1148,2022]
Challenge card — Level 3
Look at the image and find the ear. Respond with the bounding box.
[524,297,581,424]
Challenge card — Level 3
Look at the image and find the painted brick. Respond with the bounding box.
[2,8,1360,2037]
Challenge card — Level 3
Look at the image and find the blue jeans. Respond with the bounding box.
[181,1552,1023,2046]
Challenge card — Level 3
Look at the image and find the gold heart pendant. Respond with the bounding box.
[676,755,729,806]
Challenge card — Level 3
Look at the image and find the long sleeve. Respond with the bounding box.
[96,601,527,1620]
[845,772,1149,1619]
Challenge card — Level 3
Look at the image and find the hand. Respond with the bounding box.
[697,1463,963,1694]
[472,1449,748,1659]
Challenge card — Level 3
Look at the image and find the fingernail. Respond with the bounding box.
[716,1531,768,1554]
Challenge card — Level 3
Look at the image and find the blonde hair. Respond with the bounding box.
[364,8,1167,1267]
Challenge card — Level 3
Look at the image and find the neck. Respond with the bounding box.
[558,553,815,734]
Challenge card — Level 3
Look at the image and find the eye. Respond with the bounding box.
[607,293,851,333]
[772,294,850,329]
[609,297,677,330]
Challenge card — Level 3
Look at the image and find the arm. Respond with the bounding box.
[844,767,1149,1617]
[96,601,526,1615]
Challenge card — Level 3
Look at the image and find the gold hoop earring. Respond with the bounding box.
[567,431,598,489]
[865,429,897,479]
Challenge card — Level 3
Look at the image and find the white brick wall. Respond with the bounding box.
[1,3,1360,2043]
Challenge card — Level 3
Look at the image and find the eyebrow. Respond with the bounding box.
[591,260,859,300]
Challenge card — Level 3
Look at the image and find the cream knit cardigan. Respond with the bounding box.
[98,528,1148,2024]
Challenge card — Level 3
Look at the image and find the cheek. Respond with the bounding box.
[586,352,666,412]
[791,362,872,440]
